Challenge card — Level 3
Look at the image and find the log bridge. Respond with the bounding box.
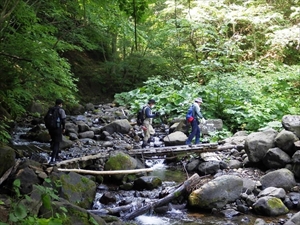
[54,143,240,171]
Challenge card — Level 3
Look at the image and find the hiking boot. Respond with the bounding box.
[141,141,148,148]
[48,160,56,166]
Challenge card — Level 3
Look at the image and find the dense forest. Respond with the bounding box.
[0,0,299,143]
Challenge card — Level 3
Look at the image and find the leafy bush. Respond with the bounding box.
[114,64,300,133]
[0,179,67,225]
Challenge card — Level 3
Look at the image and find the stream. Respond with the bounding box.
[11,126,293,225]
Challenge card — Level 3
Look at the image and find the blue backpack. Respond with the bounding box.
[186,105,194,122]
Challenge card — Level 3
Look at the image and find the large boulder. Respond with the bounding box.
[0,145,15,177]
[260,168,296,191]
[275,130,299,155]
[101,119,132,134]
[14,159,42,194]
[201,119,223,135]
[40,198,107,225]
[292,150,300,179]
[188,175,243,209]
[282,115,300,138]
[50,171,97,209]
[104,151,138,181]
[262,147,291,169]
[253,196,288,216]
[163,131,187,146]
[245,129,278,163]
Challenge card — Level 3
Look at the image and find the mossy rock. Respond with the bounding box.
[104,151,137,181]
[52,172,97,209]
[0,145,15,177]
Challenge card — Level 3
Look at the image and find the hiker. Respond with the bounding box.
[141,99,160,148]
[46,99,66,165]
[185,98,206,145]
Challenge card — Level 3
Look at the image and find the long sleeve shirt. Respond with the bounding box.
[192,102,204,119]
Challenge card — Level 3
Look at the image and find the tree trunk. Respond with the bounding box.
[57,168,153,175]
[122,173,201,220]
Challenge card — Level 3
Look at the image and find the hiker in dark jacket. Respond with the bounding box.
[186,98,206,145]
[142,99,160,148]
[48,99,66,165]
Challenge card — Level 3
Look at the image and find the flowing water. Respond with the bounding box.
[12,127,292,225]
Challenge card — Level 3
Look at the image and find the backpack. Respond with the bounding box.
[186,105,194,122]
[137,106,147,125]
[44,107,61,129]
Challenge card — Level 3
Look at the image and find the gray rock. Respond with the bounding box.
[0,145,15,177]
[188,175,243,209]
[197,161,220,175]
[253,196,288,216]
[263,147,291,169]
[78,131,95,139]
[258,187,286,199]
[275,130,299,155]
[260,168,296,191]
[133,176,162,190]
[104,151,138,181]
[254,218,267,225]
[163,131,187,146]
[186,159,201,172]
[282,115,300,138]
[245,129,278,162]
[284,211,300,225]
[53,171,97,209]
[102,119,132,134]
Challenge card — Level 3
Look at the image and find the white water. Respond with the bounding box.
[135,215,171,225]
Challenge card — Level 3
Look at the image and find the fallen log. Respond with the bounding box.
[123,173,201,220]
[88,202,143,216]
[55,144,240,169]
[57,168,154,175]
[55,152,108,168]
[0,159,21,186]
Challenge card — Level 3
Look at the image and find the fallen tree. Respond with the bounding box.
[123,173,201,220]
[88,173,202,220]
[55,144,240,169]
[57,168,154,175]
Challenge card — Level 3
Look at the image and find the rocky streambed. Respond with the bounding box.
[0,102,300,225]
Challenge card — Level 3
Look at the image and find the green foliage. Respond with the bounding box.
[115,63,300,132]
[2,179,67,225]
[0,118,12,144]
[0,0,300,142]
[115,77,205,119]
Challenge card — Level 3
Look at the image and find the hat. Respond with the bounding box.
[148,99,156,104]
[195,98,203,103]
[55,99,64,105]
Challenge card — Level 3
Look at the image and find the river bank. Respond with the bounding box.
[0,102,300,225]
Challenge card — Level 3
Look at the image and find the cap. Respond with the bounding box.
[195,98,203,103]
[55,99,64,105]
[148,99,156,104]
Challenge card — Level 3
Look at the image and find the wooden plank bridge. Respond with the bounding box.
[127,143,219,157]
[55,143,240,169]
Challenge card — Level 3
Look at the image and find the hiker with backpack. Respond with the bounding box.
[139,99,160,148]
[44,99,66,165]
[185,98,206,145]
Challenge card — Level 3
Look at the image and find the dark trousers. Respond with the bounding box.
[186,119,200,144]
[50,140,60,161]
[49,128,62,161]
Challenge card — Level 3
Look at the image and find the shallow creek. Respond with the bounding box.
[11,127,293,225]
